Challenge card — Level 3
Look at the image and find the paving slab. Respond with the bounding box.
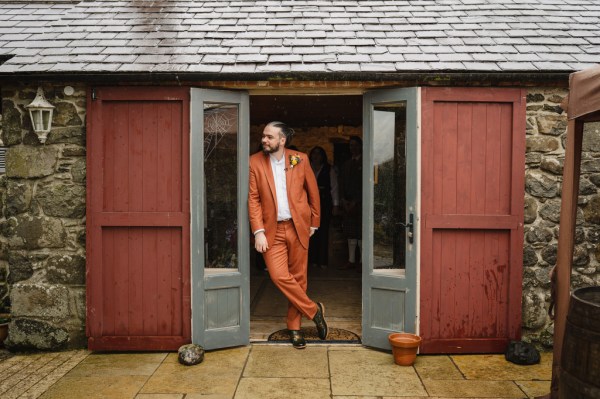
[66,353,167,377]
[139,347,248,396]
[515,380,552,398]
[235,377,330,399]
[329,348,427,397]
[451,353,552,381]
[244,345,328,378]
[40,375,148,399]
[422,379,526,398]
[414,355,464,380]
[1,350,88,399]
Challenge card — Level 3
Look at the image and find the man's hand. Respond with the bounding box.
[254,231,269,253]
[310,227,317,237]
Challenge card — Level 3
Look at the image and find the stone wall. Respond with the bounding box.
[523,88,600,348]
[0,83,86,350]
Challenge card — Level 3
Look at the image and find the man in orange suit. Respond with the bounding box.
[248,121,328,349]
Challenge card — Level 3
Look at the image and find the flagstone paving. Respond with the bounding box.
[0,345,552,398]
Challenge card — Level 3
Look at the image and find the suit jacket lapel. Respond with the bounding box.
[261,153,277,205]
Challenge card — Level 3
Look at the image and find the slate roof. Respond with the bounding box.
[0,0,599,76]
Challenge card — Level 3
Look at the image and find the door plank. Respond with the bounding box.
[113,228,129,335]
[142,228,158,336]
[101,229,115,336]
[129,227,144,336]
[129,102,144,212]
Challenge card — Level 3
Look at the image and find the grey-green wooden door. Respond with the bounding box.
[362,88,418,350]
[190,88,250,350]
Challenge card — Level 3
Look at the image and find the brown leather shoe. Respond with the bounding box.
[313,302,328,340]
[289,330,306,349]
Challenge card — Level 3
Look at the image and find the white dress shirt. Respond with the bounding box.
[270,154,292,221]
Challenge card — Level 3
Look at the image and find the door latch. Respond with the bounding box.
[398,213,414,244]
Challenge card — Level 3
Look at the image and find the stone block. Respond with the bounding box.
[70,158,86,184]
[1,99,24,146]
[5,180,32,216]
[4,318,69,350]
[46,254,86,285]
[583,195,600,224]
[35,183,86,219]
[525,152,541,166]
[523,246,538,267]
[52,101,83,127]
[581,158,600,173]
[522,291,547,329]
[525,172,558,198]
[540,157,563,175]
[526,136,559,152]
[540,201,562,225]
[6,146,58,179]
[10,283,70,319]
[62,146,86,157]
[524,196,538,224]
[525,227,552,244]
[7,251,34,284]
[0,240,8,261]
[540,244,557,266]
[46,126,86,145]
[582,122,600,152]
[14,215,66,249]
[572,245,589,266]
[526,93,544,103]
[579,179,597,195]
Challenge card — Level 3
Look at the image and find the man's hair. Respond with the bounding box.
[267,121,294,147]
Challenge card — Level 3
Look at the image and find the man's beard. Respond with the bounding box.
[262,141,280,154]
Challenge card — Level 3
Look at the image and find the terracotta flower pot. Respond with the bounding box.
[388,332,421,366]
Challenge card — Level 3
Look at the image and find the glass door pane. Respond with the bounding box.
[203,103,239,270]
[372,102,407,272]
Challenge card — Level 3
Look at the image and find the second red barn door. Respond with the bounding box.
[420,87,526,353]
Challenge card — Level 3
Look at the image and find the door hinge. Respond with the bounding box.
[91,88,97,101]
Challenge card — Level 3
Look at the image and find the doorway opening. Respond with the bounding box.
[247,94,365,342]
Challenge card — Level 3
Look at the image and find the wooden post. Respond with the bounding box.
[548,118,583,399]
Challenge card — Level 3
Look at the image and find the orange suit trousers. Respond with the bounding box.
[262,220,318,330]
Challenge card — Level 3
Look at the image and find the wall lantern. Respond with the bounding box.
[25,87,55,144]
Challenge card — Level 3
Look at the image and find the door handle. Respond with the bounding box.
[397,214,414,244]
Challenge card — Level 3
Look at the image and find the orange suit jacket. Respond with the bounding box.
[248,149,320,249]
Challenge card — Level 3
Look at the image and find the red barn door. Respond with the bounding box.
[420,88,526,353]
[87,87,191,351]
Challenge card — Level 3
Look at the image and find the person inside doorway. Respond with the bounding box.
[308,146,339,269]
[248,121,329,349]
[339,136,363,271]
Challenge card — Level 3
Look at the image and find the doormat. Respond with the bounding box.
[268,327,361,343]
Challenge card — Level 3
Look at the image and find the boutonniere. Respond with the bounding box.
[289,154,301,169]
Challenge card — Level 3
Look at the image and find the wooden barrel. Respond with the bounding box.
[559,286,600,399]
